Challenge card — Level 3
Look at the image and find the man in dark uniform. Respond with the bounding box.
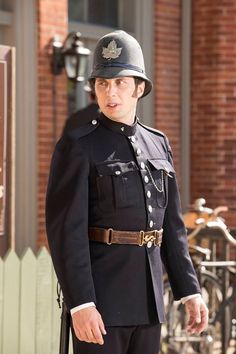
[46,30,208,354]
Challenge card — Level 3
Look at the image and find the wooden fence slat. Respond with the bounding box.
[2,249,20,354]
[19,248,37,354]
[0,248,74,354]
[0,257,3,354]
[35,247,53,354]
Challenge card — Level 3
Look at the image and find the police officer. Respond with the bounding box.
[46,30,208,354]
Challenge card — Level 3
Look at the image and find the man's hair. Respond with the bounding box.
[90,91,96,101]
[134,77,145,87]
[89,79,95,97]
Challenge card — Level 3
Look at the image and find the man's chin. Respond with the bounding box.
[103,111,122,122]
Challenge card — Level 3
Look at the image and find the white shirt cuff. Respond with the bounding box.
[70,302,96,315]
[180,293,201,304]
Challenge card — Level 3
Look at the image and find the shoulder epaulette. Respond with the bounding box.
[65,119,100,141]
[138,120,172,156]
[138,120,166,138]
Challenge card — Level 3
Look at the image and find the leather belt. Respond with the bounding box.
[88,227,163,248]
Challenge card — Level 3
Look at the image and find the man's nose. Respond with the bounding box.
[106,82,117,95]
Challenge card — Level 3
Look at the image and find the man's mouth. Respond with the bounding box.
[107,103,118,108]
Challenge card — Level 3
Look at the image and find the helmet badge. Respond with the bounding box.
[102,40,122,60]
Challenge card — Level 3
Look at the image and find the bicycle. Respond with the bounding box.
[160,198,236,354]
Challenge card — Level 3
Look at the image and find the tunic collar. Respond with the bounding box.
[99,113,137,136]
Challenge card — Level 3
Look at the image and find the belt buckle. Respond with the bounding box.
[153,230,158,247]
[139,230,155,248]
[139,230,145,246]
[145,233,155,248]
[154,229,163,247]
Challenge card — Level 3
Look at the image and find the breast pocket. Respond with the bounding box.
[147,159,175,208]
[96,161,142,211]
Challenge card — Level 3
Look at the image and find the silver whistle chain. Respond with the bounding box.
[145,165,164,193]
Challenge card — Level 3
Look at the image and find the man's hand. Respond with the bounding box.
[72,307,107,345]
[184,296,208,334]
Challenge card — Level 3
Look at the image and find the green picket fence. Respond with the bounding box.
[0,248,73,354]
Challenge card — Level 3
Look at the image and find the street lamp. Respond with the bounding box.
[51,32,91,82]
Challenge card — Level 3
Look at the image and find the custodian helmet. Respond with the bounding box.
[89,30,152,98]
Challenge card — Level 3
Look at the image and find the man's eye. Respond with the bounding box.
[97,81,106,87]
[117,79,126,85]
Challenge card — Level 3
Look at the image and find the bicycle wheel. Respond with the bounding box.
[200,269,232,353]
[161,281,201,354]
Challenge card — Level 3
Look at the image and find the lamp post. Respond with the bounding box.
[51,32,91,141]
[51,31,91,111]
[51,31,91,82]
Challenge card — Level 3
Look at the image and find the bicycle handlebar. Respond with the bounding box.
[187,217,236,246]
[187,223,205,241]
[191,198,228,217]
[206,219,236,247]
[186,198,236,246]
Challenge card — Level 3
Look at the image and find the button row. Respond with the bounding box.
[129,135,154,231]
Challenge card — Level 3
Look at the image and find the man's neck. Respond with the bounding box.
[105,115,136,126]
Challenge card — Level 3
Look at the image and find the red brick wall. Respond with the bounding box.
[37,0,68,248]
[191,0,236,228]
[36,0,236,249]
[154,0,181,177]
[36,1,183,248]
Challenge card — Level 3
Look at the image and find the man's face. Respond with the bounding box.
[94,77,145,124]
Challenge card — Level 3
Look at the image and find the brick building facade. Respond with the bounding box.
[37,0,68,247]
[154,0,181,177]
[35,0,236,249]
[0,0,233,251]
[191,0,236,227]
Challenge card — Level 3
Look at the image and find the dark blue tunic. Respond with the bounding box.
[46,113,200,326]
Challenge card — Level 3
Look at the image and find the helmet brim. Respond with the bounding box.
[89,66,152,98]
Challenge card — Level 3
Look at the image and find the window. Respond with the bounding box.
[68,0,135,32]
[69,0,118,27]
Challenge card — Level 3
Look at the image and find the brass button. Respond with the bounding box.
[91,119,97,125]
[136,148,141,155]
[140,162,145,169]
[147,191,151,198]
[149,220,154,228]
[144,176,149,183]
[115,170,121,175]
[130,136,136,143]
[148,205,153,213]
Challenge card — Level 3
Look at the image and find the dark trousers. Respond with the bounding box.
[72,323,161,354]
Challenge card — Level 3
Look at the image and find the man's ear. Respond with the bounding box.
[137,81,145,98]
